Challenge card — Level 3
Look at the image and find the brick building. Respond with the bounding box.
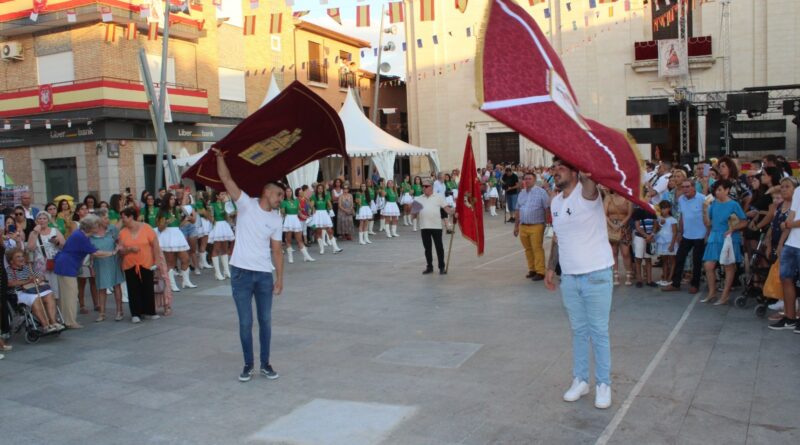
[0,0,392,205]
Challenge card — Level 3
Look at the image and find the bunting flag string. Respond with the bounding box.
[455,0,468,14]
[148,22,158,40]
[327,7,342,25]
[388,2,404,24]
[356,4,370,27]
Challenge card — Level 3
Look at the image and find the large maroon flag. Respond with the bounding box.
[477,0,648,209]
[456,135,485,256]
[183,81,346,196]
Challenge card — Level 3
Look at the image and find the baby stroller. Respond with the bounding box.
[736,234,775,317]
[5,286,65,344]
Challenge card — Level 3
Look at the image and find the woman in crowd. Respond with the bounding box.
[375,178,387,233]
[331,179,344,238]
[71,203,98,315]
[765,177,796,321]
[281,187,314,263]
[717,156,751,209]
[310,183,342,254]
[12,206,34,240]
[140,193,159,228]
[365,178,378,235]
[108,194,123,227]
[208,191,235,280]
[89,209,125,322]
[118,207,162,323]
[604,188,633,286]
[27,211,64,296]
[410,176,423,231]
[6,248,63,333]
[399,175,414,226]
[743,167,780,275]
[44,203,58,230]
[337,182,355,241]
[355,183,374,245]
[157,192,196,291]
[56,199,73,236]
[54,214,115,329]
[298,185,312,245]
[83,194,98,214]
[178,191,201,276]
[193,191,213,270]
[702,180,748,305]
[381,179,401,238]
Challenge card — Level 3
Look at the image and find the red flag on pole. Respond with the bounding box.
[455,135,485,256]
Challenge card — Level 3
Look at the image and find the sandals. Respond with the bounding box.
[95,314,106,322]
[613,271,620,286]
[79,306,89,315]
[164,307,173,316]
[625,272,633,286]
[115,312,124,322]
[0,344,13,352]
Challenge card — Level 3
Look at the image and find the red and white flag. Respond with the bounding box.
[455,0,468,13]
[420,0,435,21]
[243,15,256,35]
[356,5,370,27]
[327,8,341,25]
[148,22,158,40]
[101,6,113,22]
[388,2,404,23]
[269,13,282,34]
[456,135,485,256]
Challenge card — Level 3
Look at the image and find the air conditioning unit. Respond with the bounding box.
[1,42,23,61]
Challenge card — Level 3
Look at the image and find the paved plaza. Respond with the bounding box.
[1,218,798,445]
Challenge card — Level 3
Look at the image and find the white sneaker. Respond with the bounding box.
[769,300,784,311]
[145,315,161,320]
[563,378,590,402]
[595,384,612,409]
[131,316,141,324]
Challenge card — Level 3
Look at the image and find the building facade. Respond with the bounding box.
[403,0,800,171]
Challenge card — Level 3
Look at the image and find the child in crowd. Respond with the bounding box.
[655,200,678,287]
[632,204,657,288]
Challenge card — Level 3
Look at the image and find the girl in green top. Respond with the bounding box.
[108,194,123,228]
[157,192,196,291]
[310,183,342,254]
[410,176,424,231]
[399,175,414,227]
[355,183,374,244]
[140,194,159,228]
[485,173,499,217]
[207,190,235,281]
[193,191,213,270]
[280,186,314,263]
[380,180,401,238]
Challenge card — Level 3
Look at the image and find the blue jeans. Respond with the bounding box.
[560,267,613,385]
[779,245,800,280]
[506,193,518,213]
[230,265,274,368]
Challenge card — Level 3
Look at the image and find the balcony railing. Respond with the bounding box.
[634,36,713,61]
[0,76,208,118]
[307,61,328,84]
[339,71,356,89]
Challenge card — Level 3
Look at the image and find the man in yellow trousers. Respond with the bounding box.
[514,172,551,281]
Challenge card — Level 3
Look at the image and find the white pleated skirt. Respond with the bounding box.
[208,220,235,243]
[159,227,190,252]
[356,206,373,220]
[283,214,303,232]
[382,202,400,217]
[195,217,212,237]
[400,193,414,205]
[310,211,333,228]
[485,188,499,199]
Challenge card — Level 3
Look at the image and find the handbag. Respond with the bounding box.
[763,260,783,299]
[720,235,736,265]
[37,233,55,272]
[153,268,166,294]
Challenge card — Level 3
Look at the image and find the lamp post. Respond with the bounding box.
[371,7,396,125]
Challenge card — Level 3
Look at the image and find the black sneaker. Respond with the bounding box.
[635,282,643,288]
[439,269,447,275]
[261,365,279,380]
[768,317,798,331]
[238,366,254,382]
[422,267,434,275]
[795,323,800,335]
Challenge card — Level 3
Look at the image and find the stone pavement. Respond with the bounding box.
[1,217,798,445]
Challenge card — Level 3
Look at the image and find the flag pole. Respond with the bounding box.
[445,223,455,273]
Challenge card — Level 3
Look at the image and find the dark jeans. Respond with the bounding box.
[670,238,705,288]
[421,229,445,270]
[124,267,156,317]
[230,265,274,368]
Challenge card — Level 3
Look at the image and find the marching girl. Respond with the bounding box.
[310,184,342,254]
[484,172,499,216]
[178,191,201,276]
[399,175,414,226]
[140,193,160,228]
[375,178,387,233]
[355,183,373,244]
[156,192,197,291]
[298,185,312,245]
[381,180,401,238]
[207,191,235,281]
[193,191,213,270]
[411,176,423,231]
[224,193,237,257]
[281,186,315,263]
[365,179,378,235]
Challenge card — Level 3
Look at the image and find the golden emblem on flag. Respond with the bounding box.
[239,128,303,166]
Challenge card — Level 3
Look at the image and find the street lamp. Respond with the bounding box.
[371,10,397,125]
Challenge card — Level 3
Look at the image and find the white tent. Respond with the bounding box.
[339,88,440,179]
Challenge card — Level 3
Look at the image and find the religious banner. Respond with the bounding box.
[477,0,648,208]
[182,81,347,196]
[456,135,484,256]
[38,84,54,112]
[657,38,688,77]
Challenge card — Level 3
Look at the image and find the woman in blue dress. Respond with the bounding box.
[702,179,748,305]
[91,208,126,322]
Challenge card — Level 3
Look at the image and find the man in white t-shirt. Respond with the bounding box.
[215,148,285,382]
[545,157,615,410]
[413,178,453,274]
[771,186,800,332]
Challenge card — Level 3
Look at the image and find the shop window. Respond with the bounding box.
[43,157,78,202]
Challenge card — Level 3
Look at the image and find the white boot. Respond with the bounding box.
[491,206,497,216]
[201,252,213,269]
[211,256,225,281]
[286,246,294,264]
[318,238,325,255]
[379,219,386,232]
[392,224,399,237]
[322,231,330,246]
[220,254,231,278]
[168,269,181,292]
[385,224,392,238]
[364,231,372,244]
[193,256,202,275]
[368,221,376,235]
[359,232,366,245]
[181,269,197,289]
[301,247,315,262]
[413,218,418,231]
[331,237,343,254]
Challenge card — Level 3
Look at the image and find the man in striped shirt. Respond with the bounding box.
[514,172,551,281]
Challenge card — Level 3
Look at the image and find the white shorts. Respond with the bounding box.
[633,236,655,260]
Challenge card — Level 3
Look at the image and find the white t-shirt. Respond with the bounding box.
[652,173,671,194]
[413,194,448,230]
[551,182,615,275]
[786,188,800,249]
[229,191,283,273]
